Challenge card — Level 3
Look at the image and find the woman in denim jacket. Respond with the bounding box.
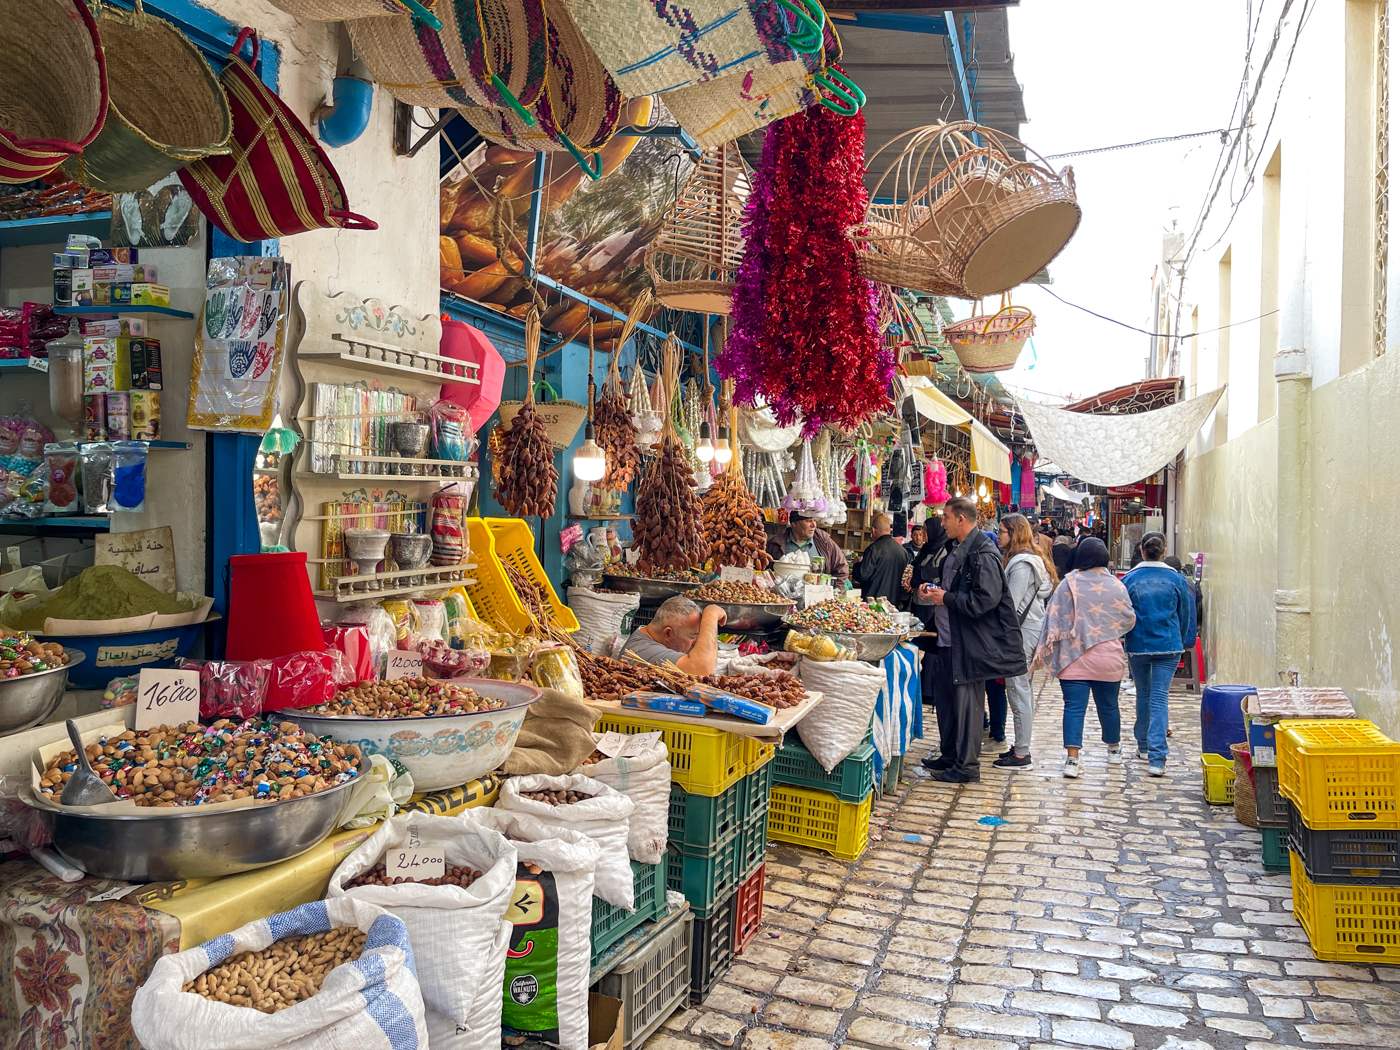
[1122,532,1198,776]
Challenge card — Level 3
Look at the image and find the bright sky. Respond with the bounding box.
[976,1,1248,403]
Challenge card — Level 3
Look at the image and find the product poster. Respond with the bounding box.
[187,257,289,433]
[502,866,562,1041]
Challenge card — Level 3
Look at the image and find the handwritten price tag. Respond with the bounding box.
[387,847,445,881]
[135,668,201,730]
[386,649,423,681]
[803,584,835,607]
[719,566,754,584]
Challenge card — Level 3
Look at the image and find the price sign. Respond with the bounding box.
[26,356,48,373]
[718,566,754,584]
[803,584,835,607]
[595,730,662,759]
[386,649,423,680]
[134,668,200,730]
[386,847,446,881]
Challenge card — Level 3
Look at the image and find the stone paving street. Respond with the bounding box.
[649,679,1400,1050]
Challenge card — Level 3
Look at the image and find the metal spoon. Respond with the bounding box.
[59,720,117,807]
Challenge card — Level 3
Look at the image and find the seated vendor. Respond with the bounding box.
[620,595,727,676]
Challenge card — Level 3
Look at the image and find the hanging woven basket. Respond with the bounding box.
[269,0,434,20]
[644,141,751,315]
[943,298,1034,374]
[847,121,1080,299]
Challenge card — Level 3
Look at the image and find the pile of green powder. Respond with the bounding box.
[10,565,195,632]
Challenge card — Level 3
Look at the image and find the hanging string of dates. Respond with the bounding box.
[701,385,771,569]
[490,307,558,517]
[632,336,708,573]
[594,291,650,492]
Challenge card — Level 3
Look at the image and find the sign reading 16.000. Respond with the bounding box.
[134,668,201,730]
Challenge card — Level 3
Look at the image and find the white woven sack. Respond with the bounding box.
[567,586,640,651]
[327,812,518,1050]
[470,808,601,1050]
[499,773,636,909]
[575,733,671,864]
[131,898,428,1050]
[796,658,884,771]
[560,0,793,97]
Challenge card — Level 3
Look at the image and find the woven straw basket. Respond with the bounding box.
[944,301,1034,374]
[347,0,547,110]
[498,398,587,451]
[0,0,108,184]
[644,142,751,314]
[270,0,431,19]
[1231,743,1258,828]
[65,0,231,193]
[848,121,1081,299]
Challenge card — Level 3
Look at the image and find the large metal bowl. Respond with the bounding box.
[285,679,540,792]
[0,650,84,738]
[786,626,905,662]
[697,600,794,630]
[24,770,361,882]
[601,574,704,605]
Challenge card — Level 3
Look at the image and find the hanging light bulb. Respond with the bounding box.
[573,423,607,482]
[978,480,988,498]
[696,421,715,463]
[714,425,733,465]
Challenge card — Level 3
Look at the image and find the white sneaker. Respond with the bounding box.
[1107,745,1123,764]
[1148,763,1166,777]
[1063,756,1082,778]
[1137,749,1149,761]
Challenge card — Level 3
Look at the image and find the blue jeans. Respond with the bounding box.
[1131,653,1180,764]
[1059,679,1121,749]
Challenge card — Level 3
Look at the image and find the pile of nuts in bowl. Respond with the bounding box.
[0,631,69,677]
[306,677,505,718]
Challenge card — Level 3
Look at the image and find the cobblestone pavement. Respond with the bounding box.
[649,679,1400,1050]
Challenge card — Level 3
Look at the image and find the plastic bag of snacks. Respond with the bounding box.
[339,602,396,679]
[102,675,138,709]
[131,897,428,1050]
[575,732,671,864]
[381,598,417,645]
[428,398,477,462]
[410,598,447,645]
[419,639,489,678]
[263,650,342,712]
[322,621,373,682]
[469,808,601,1050]
[329,813,517,1050]
[530,647,584,701]
[176,658,273,720]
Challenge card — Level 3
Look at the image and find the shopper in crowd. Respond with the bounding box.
[910,506,957,708]
[1123,533,1198,776]
[1033,537,1136,778]
[851,512,907,605]
[1052,531,1075,578]
[1033,524,1055,567]
[918,497,1027,783]
[766,510,850,584]
[909,523,927,560]
[620,595,727,675]
[993,513,1057,770]
[1165,554,1204,632]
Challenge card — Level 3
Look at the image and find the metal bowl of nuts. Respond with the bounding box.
[702,601,795,630]
[600,574,704,604]
[0,648,84,738]
[285,678,541,792]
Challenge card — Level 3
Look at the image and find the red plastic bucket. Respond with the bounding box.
[225,551,324,661]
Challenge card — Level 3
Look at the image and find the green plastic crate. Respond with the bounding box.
[736,808,768,878]
[592,860,665,966]
[669,777,746,850]
[741,759,774,824]
[1261,826,1290,874]
[772,734,877,804]
[690,887,736,1004]
[666,830,744,918]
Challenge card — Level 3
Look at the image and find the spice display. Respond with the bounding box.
[697,672,806,709]
[492,309,558,517]
[0,631,69,676]
[345,864,483,889]
[38,719,362,807]
[632,336,708,573]
[700,466,772,570]
[519,788,590,805]
[310,677,504,718]
[7,564,194,632]
[691,579,789,605]
[788,598,899,633]
[184,927,367,1013]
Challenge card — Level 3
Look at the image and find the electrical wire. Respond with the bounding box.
[1044,127,1247,160]
[1033,283,1278,342]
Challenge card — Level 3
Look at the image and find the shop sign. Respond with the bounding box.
[1106,485,1145,498]
[96,526,177,594]
[134,667,200,730]
[96,637,179,667]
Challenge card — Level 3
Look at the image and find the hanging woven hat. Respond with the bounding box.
[64,0,231,193]
[456,0,624,161]
[347,0,547,112]
[270,0,436,20]
[0,0,108,184]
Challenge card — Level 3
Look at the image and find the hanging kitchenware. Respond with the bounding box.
[0,0,107,184]
[270,0,439,24]
[737,401,802,453]
[179,30,376,239]
[559,0,827,98]
[847,121,1080,299]
[943,295,1035,374]
[346,0,546,114]
[644,142,751,314]
[65,0,232,193]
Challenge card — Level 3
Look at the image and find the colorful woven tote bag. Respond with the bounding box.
[178,30,376,240]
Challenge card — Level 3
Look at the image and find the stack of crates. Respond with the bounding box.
[1277,719,1400,963]
[591,859,668,968]
[1252,751,1292,874]
[767,728,875,862]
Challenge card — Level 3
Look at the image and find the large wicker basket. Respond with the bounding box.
[943,300,1034,374]
[644,142,751,314]
[848,121,1080,299]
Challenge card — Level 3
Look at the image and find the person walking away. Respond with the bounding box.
[1164,555,1204,635]
[1123,533,1198,776]
[910,507,956,715]
[1033,537,1136,778]
[994,514,1056,770]
[1052,531,1074,579]
[917,498,1027,783]
[851,512,907,606]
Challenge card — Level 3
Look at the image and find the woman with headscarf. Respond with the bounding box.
[1033,537,1137,778]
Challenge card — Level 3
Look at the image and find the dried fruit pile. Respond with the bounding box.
[577,652,666,702]
[632,336,707,573]
[311,678,503,717]
[492,308,558,517]
[184,927,367,1013]
[595,386,640,493]
[698,672,806,709]
[700,468,771,571]
[345,865,483,889]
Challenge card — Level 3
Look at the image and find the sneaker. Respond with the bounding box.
[1148,763,1166,777]
[998,748,1016,760]
[1107,745,1123,764]
[994,752,1034,770]
[1063,756,1082,779]
[932,769,980,784]
[921,755,954,772]
[1136,749,1149,761]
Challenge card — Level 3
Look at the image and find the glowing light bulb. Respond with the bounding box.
[696,421,715,463]
[715,426,733,464]
[573,424,606,481]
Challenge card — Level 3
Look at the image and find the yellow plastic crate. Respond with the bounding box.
[1278,719,1400,829]
[748,742,775,774]
[1200,752,1235,805]
[594,711,748,796]
[486,517,581,632]
[463,517,531,634]
[1290,851,1400,962]
[766,783,871,861]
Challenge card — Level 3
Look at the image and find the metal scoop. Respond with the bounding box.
[59,720,117,806]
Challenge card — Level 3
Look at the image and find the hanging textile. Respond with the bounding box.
[1009,452,1021,507]
[1019,456,1036,509]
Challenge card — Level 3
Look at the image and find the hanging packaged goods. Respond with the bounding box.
[631,337,707,573]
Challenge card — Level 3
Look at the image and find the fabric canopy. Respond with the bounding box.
[1012,388,1225,488]
[1044,479,1091,504]
[967,418,1011,483]
[901,378,972,426]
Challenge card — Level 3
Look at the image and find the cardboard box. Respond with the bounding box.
[1243,687,1356,766]
[129,391,159,439]
[130,338,161,390]
[588,993,623,1050]
[82,394,106,441]
[82,318,145,338]
[89,247,136,266]
[130,283,170,308]
[83,337,131,391]
[70,268,94,306]
[92,264,157,283]
[107,283,133,306]
[106,392,131,438]
[83,362,114,395]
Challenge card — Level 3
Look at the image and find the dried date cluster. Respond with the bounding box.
[594,387,640,492]
[184,927,366,1013]
[700,471,772,571]
[699,671,806,710]
[345,864,483,889]
[633,432,707,572]
[578,653,663,702]
[520,788,590,805]
[493,399,558,518]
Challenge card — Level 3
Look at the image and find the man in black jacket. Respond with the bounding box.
[917,497,1028,783]
[851,513,907,606]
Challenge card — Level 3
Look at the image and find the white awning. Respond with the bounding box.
[1044,480,1091,504]
[967,418,1011,484]
[901,378,972,426]
[898,377,1010,482]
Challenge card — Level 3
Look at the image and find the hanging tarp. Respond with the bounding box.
[1012,388,1225,488]
[1044,479,1091,505]
[967,418,1011,484]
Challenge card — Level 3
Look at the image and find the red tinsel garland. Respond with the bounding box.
[719,104,890,433]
